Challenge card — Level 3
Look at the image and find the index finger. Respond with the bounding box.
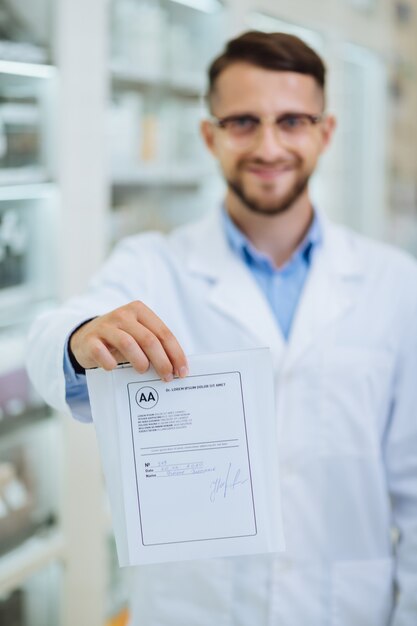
[133,302,189,377]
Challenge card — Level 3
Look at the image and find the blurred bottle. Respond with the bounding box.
[113,0,168,75]
[0,463,29,513]
[168,23,194,76]
[108,92,144,167]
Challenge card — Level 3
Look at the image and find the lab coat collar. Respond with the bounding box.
[184,207,364,368]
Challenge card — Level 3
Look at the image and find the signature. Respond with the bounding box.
[210,462,248,503]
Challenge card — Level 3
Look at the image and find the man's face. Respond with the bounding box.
[201,62,336,216]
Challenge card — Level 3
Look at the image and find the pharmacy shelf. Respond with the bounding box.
[0,297,56,332]
[0,167,50,187]
[0,58,55,80]
[0,103,40,125]
[0,41,54,79]
[111,62,205,96]
[0,406,54,447]
[0,529,65,596]
[112,163,212,187]
[0,182,57,202]
[0,40,48,64]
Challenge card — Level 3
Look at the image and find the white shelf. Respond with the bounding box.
[0,167,50,187]
[0,41,48,64]
[0,103,40,125]
[112,163,212,187]
[0,530,65,596]
[0,182,57,202]
[111,62,205,96]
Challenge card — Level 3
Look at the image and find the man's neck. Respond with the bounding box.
[225,189,314,268]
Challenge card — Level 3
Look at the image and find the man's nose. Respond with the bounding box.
[251,123,287,159]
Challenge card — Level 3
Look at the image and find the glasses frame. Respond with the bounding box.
[208,111,326,147]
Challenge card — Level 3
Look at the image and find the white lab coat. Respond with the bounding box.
[27,208,417,626]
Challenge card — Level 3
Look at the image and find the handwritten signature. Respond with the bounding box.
[210,462,248,503]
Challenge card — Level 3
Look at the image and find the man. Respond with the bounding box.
[27,31,417,625]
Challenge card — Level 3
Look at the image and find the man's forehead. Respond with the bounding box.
[211,62,322,113]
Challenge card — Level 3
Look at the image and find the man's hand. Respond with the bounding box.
[69,301,188,381]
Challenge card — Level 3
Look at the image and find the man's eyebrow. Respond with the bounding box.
[215,110,315,119]
[215,111,259,118]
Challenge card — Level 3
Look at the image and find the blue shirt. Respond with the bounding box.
[222,208,322,340]
[64,209,322,412]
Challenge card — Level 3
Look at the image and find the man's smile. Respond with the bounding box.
[245,164,294,181]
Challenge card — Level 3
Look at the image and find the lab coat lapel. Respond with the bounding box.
[284,216,363,369]
[185,209,286,362]
[184,208,363,370]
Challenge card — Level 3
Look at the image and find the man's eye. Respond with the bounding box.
[227,117,258,133]
[278,115,306,131]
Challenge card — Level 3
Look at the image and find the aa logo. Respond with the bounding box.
[136,386,159,409]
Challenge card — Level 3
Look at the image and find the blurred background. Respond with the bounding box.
[0,0,415,624]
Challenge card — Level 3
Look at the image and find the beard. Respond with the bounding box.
[226,161,311,217]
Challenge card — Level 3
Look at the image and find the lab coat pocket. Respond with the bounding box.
[129,557,233,626]
[332,557,394,626]
[321,347,395,455]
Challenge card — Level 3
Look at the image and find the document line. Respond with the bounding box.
[139,438,239,450]
[141,445,240,456]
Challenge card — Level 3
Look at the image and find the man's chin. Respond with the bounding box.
[228,177,310,216]
[236,192,298,216]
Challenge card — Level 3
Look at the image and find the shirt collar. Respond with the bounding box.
[222,206,323,274]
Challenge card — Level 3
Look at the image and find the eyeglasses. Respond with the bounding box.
[209,112,325,148]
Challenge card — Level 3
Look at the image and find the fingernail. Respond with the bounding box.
[165,373,174,382]
[179,366,188,378]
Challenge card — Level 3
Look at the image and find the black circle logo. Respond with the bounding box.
[135,386,159,409]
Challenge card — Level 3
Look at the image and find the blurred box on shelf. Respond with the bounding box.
[0,559,62,625]
[0,198,57,324]
[0,424,60,557]
[0,326,51,436]
[0,206,27,289]
[0,459,34,554]
[108,93,144,166]
[106,608,130,626]
[112,0,168,74]
[0,588,24,626]
[0,81,43,174]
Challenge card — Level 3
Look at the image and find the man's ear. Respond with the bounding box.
[200,119,217,156]
[320,114,337,151]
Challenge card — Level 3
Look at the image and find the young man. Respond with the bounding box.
[27,32,417,625]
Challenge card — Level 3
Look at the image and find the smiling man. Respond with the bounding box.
[27,32,417,626]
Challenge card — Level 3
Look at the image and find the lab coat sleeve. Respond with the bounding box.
[385,298,417,625]
[26,233,159,423]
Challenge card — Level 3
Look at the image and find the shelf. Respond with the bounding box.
[111,62,205,96]
[0,297,56,332]
[0,41,54,79]
[0,286,41,323]
[0,59,55,80]
[0,167,50,187]
[0,41,48,64]
[0,103,40,125]
[0,182,57,202]
[112,163,212,187]
[0,529,65,596]
[0,406,54,444]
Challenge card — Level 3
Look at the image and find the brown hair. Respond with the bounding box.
[207,31,326,107]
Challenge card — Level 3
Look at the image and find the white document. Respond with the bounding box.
[87,348,285,566]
